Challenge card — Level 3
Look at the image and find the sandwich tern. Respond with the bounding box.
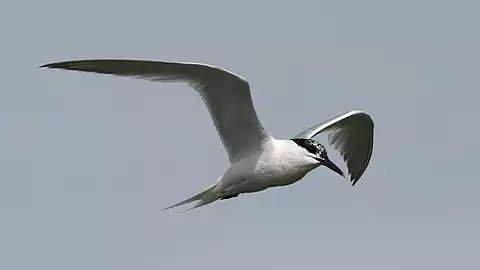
[40,59,374,211]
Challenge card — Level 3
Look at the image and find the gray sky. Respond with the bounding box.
[1,0,479,269]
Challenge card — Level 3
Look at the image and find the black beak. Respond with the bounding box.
[320,157,345,178]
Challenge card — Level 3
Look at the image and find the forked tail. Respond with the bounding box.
[163,185,219,212]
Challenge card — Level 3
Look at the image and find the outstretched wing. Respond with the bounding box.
[294,110,374,186]
[40,59,272,163]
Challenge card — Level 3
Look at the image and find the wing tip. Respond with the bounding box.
[351,178,359,186]
[39,59,99,70]
[39,61,69,69]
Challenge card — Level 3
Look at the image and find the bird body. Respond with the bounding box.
[217,139,319,194]
[165,139,322,210]
[40,59,374,211]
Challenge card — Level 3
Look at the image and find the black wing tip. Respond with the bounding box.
[39,61,69,69]
[39,59,88,69]
[39,60,99,71]
[39,59,91,69]
[350,175,360,186]
[39,63,52,68]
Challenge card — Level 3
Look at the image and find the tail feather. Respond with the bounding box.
[163,185,218,211]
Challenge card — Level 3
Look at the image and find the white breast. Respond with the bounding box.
[217,139,319,195]
[259,140,319,187]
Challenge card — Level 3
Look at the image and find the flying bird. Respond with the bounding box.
[40,59,374,211]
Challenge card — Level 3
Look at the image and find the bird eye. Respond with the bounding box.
[318,146,327,157]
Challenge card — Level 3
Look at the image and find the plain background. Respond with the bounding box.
[1,0,479,269]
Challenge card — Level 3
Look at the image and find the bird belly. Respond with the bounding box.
[255,153,318,189]
[262,168,308,187]
[238,162,310,193]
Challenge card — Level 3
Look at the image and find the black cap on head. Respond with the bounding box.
[291,138,325,155]
[291,138,344,178]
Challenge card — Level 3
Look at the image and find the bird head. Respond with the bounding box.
[291,138,344,178]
